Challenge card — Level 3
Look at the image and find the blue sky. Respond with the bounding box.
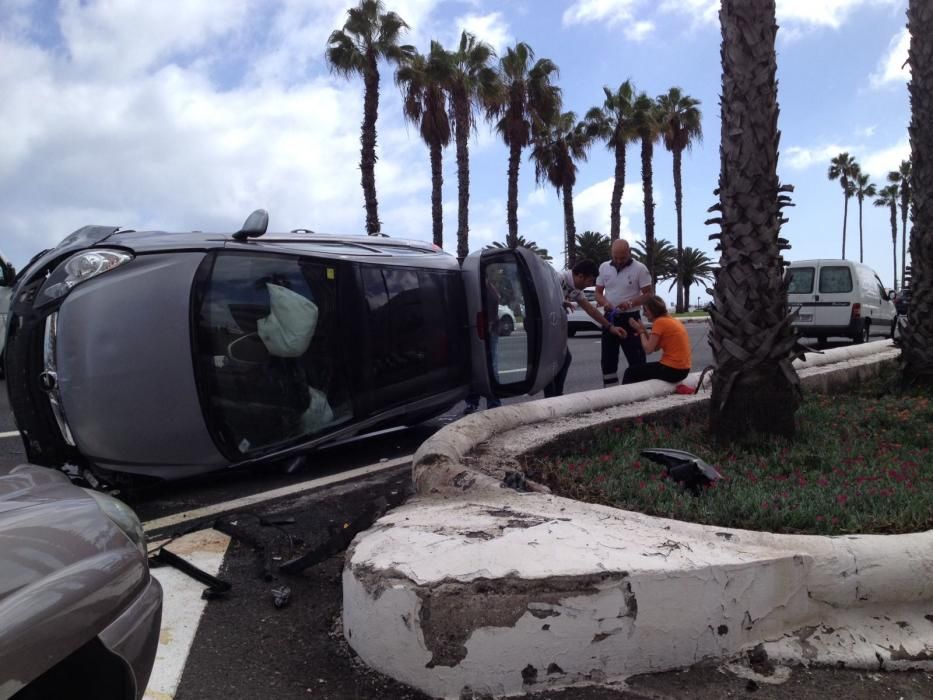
[0,0,913,303]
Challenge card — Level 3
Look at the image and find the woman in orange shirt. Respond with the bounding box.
[623,295,691,384]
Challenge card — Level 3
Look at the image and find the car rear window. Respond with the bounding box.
[819,266,853,293]
[786,267,814,294]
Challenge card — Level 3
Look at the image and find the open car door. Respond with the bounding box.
[462,247,567,399]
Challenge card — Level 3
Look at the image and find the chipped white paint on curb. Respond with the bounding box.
[343,341,933,698]
[145,529,230,700]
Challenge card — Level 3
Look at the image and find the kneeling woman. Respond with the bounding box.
[624,295,691,384]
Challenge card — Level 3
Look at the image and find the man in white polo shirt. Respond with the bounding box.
[595,239,653,387]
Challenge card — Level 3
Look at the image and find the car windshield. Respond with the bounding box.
[194,251,352,456]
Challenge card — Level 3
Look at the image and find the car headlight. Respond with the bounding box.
[85,490,147,558]
[39,249,133,301]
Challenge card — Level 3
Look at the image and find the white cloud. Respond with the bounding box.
[455,12,512,54]
[572,177,644,241]
[625,20,655,41]
[659,0,718,26]
[777,0,898,29]
[860,138,910,179]
[783,143,853,170]
[856,125,877,138]
[562,0,641,27]
[870,28,909,88]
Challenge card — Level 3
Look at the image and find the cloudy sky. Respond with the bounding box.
[0,0,914,298]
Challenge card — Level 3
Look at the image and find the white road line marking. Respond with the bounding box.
[142,455,412,533]
[145,529,231,700]
[0,430,20,439]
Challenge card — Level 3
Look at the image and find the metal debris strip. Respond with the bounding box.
[150,546,232,600]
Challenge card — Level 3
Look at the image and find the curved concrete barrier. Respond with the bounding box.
[344,340,933,698]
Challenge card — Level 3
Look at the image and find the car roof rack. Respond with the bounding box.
[290,228,315,234]
[232,209,269,240]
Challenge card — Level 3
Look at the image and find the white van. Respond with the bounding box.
[0,249,14,377]
[785,259,897,344]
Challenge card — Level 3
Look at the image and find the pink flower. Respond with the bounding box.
[836,494,848,506]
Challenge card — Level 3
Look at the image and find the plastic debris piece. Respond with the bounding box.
[272,585,291,609]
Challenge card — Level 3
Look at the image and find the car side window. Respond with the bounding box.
[818,266,853,294]
[786,267,814,294]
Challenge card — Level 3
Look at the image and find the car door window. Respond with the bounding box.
[819,266,853,293]
[193,251,352,457]
[483,259,530,388]
[786,267,814,294]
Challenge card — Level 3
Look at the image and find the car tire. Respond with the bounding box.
[498,316,514,337]
[852,320,870,344]
[890,317,898,339]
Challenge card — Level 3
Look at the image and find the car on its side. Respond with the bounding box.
[566,286,603,337]
[5,210,566,486]
[785,259,897,344]
[0,463,161,699]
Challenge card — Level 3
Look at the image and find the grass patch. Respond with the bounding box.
[525,369,932,535]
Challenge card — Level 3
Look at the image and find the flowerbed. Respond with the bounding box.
[525,372,933,535]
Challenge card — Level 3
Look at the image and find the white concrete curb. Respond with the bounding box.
[344,340,933,698]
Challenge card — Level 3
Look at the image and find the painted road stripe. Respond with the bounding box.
[0,430,20,439]
[142,455,412,534]
[145,529,231,700]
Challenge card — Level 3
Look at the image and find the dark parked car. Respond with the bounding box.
[0,463,161,699]
[5,211,566,485]
[895,288,911,317]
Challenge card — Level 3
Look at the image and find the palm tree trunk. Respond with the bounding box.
[890,200,898,289]
[901,0,933,385]
[709,0,799,439]
[610,141,626,242]
[841,186,848,258]
[641,137,656,286]
[901,191,909,285]
[454,95,471,262]
[673,147,684,312]
[562,182,577,268]
[684,281,692,311]
[361,59,381,235]
[507,142,521,248]
[430,140,443,249]
[858,195,864,263]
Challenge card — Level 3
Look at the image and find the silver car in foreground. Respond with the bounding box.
[5,211,566,485]
[0,463,161,699]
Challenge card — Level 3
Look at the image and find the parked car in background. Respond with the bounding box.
[5,211,566,486]
[894,287,911,317]
[566,287,603,336]
[0,463,161,699]
[0,249,14,379]
[785,259,897,344]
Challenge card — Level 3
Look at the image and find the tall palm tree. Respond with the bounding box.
[632,92,661,285]
[396,44,451,248]
[827,152,858,258]
[493,42,561,248]
[632,238,677,281]
[326,0,413,235]
[874,184,900,289]
[488,236,552,262]
[657,87,703,313]
[530,111,591,267]
[709,0,800,439]
[887,158,912,286]
[575,230,611,263]
[444,31,501,261]
[667,247,716,310]
[851,168,877,264]
[584,81,636,242]
[901,1,932,386]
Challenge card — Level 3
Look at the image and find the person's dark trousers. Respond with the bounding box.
[601,310,646,386]
[543,349,572,398]
[622,362,689,385]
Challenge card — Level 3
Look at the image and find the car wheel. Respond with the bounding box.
[853,320,870,344]
[890,317,898,339]
[498,316,514,337]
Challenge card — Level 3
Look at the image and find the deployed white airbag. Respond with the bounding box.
[257,283,318,357]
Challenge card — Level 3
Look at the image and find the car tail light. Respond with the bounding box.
[851,303,861,320]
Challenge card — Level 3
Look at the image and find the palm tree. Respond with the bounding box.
[667,247,715,310]
[326,0,413,235]
[657,87,703,312]
[445,31,501,261]
[827,152,858,258]
[874,184,900,289]
[488,236,552,262]
[584,81,636,242]
[708,0,799,439]
[530,111,591,267]
[396,44,451,248]
[887,159,912,286]
[851,168,877,264]
[575,230,611,263]
[493,42,561,248]
[901,1,932,386]
[632,238,677,281]
[632,92,661,285]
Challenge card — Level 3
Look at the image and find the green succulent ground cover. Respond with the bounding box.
[526,367,932,535]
